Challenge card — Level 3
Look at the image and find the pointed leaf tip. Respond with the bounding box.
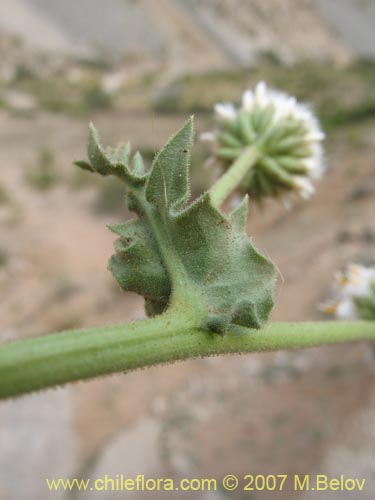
[74,160,94,172]
[87,123,113,175]
[145,118,194,213]
[132,151,145,175]
[230,195,249,230]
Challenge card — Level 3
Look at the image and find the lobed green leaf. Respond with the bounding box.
[76,118,277,332]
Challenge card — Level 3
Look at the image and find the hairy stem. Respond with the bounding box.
[210,146,259,207]
[0,319,374,399]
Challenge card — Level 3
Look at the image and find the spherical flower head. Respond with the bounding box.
[201,81,325,203]
[320,263,375,320]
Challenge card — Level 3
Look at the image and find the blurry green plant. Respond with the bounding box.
[0,183,10,204]
[13,64,35,81]
[0,248,8,267]
[6,69,113,115]
[24,147,59,191]
[0,83,374,399]
[82,82,112,111]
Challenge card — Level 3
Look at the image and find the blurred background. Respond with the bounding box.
[0,1,374,499]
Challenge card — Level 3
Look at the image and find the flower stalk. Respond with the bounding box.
[0,318,374,399]
[209,145,259,207]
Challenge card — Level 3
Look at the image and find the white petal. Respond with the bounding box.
[199,131,217,143]
[343,264,375,297]
[293,177,315,199]
[255,81,268,106]
[307,144,325,179]
[303,160,323,180]
[214,103,237,121]
[242,90,254,111]
[305,131,325,142]
[286,96,297,110]
[302,158,317,171]
[335,298,358,320]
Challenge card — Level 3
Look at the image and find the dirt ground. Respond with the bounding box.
[0,95,374,500]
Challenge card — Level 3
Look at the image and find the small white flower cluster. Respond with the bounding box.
[201,81,325,203]
[321,263,375,320]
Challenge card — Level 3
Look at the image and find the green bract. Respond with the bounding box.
[76,118,277,333]
[218,110,312,200]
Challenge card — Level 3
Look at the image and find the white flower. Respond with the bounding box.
[321,263,375,320]
[336,264,375,298]
[201,81,325,203]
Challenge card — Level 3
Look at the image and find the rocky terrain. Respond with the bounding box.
[0,0,352,79]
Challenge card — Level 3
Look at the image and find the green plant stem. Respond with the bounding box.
[210,146,259,207]
[0,318,374,399]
